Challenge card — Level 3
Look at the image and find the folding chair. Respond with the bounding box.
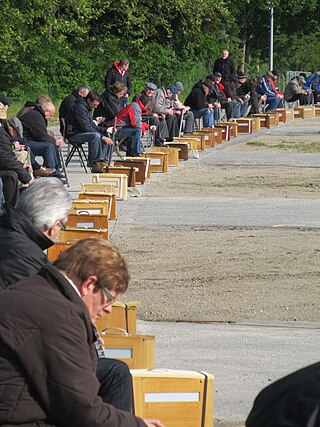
[61,119,89,173]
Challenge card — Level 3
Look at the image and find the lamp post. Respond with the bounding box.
[269,2,274,70]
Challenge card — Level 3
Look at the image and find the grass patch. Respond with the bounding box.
[247,140,320,153]
[247,141,267,147]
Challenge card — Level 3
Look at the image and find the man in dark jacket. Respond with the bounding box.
[0,178,134,412]
[66,90,113,173]
[105,58,131,107]
[59,84,90,135]
[0,121,34,206]
[0,238,163,427]
[246,363,320,427]
[19,101,62,176]
[213,49,236,83]
[184,82,215,127]
[93,82,126,125]
[0,178,70,290]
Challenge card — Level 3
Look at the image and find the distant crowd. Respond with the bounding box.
[0,50,320,206]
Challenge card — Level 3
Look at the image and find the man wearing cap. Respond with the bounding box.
[237,72,264,115]
[284,75,312,105]
[153,86,178,141]
[172,81,194,134]
[256,71,283,111]
[209,72,236,120]
[132,83,169,146]
[0,94,13,120]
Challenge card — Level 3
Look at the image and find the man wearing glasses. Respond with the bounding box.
[0,238,164,427]
[0,179,137,415]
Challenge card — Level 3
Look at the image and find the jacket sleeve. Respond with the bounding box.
[259,76,275,97]
[104,69,114,91]
[22,112,56,144]
[12,307,147,427]
[153,90,169,115]
[0,129,32,184]
[74,104,104,135]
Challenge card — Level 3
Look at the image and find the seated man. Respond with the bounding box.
[0,237,163,427]
[284,75,311,105]
[153,86,178,141]
[256,71,283,111]
[184,81,215,127]
[172,82,195,135]
[93,82,127,126]
[224,75,248,118]
[19,101,63,176]
[237,72,263,115]
[0,179,133,412]
[305,68,320,104]
[59,84,90,135]
[8,117,56,177]
[66,90,113,173]
[133,83,169,146]
[0,120,34,207]
[110,94,154,157]
[209,72,236,120]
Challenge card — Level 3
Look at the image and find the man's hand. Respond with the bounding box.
[261,95,267,102]
[143,419,165,427]
[167,109,174,115]
[150,125,157,131]
[55,138,63,147]
[107,126,116,134]
[102,136,113,145]
[152,113,159,118]
[28,178,36,186]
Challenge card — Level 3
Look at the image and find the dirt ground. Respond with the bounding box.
[111,117,320,323]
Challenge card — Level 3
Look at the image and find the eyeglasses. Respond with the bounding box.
[58,221,66,230]
[102,287,115,305]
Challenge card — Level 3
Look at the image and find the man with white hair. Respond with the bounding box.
[0,178,134,412]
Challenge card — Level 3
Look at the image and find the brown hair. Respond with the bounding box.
[119,58,129,67]
[53,238,129,294]
[112,82,127,94]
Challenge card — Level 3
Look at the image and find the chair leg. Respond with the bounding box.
[58,148,69,187]
[77,146,88,173]
[65,146,76,167]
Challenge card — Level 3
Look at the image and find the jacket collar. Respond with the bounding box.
[0,203,54,251]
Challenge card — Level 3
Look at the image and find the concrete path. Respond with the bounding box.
[50,116,320,425]
[137,319,320,424]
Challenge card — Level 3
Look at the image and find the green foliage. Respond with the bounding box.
[0,0,318,99]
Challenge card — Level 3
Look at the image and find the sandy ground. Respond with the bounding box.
[111,117,320,323]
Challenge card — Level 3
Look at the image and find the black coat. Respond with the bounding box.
[185,87,209,110]
[0,123,32,185]
[213,57,236,82]
[20,106,56,144]
[0,264,146,427]
[0,203,53,290]
[104,62,132,95]
[66,97,106,137]
[246,363,320,427]
[93,89,122,125]
[59,90,81,134]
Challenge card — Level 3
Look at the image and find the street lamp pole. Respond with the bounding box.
[269,2,274,70]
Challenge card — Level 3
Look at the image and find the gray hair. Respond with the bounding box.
[77,85,91,95]
[16,178,72,231]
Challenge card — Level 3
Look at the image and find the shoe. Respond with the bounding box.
[100,161,109,173]
[91,161,103,173]
[33,166,56,177]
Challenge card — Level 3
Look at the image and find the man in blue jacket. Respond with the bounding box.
[66,90,113,173]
